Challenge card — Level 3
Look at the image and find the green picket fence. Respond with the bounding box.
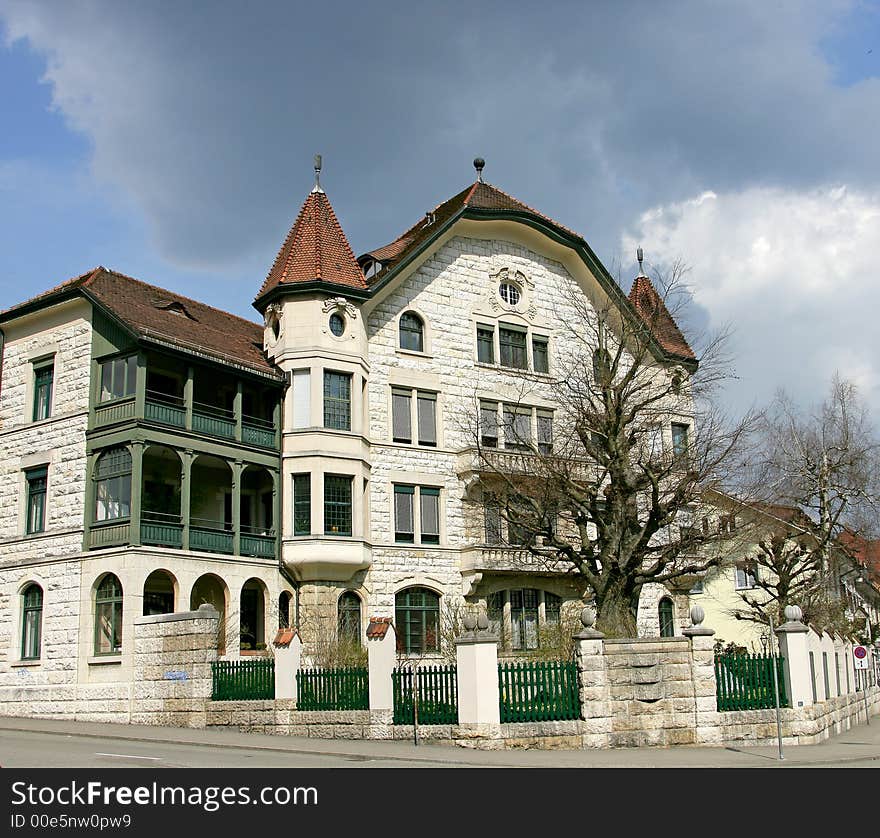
[715,653,789,711]
[498,659,581,722]
[392,665,458,725]
[211,658,275,701]
[296,666,369,710]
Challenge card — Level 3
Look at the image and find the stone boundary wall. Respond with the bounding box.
[129,606,219,729]
[718,685,880,746]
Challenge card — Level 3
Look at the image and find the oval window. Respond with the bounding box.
[499,282,521,306]
[329,313,346,337]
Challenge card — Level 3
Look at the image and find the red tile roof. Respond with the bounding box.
[628,275,695,361]
[255,188,366,305]
[2,267,280,378]
[273,628,299,648]
[362,180,581,278]
[366,617,393,640]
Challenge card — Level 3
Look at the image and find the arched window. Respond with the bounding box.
[21,584,43,660]
[338,591,362,643]
[95,574,123,655]
[659,597,675,638]
[399,312,424,353]
[395,587,440,654]
[95,447,132,522]
[278,591,292,629]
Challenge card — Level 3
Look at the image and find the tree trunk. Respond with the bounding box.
[594,578,639,637]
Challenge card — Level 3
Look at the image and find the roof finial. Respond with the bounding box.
[312,154,324,193]
[636,245,647,278]
[473,157,485,183]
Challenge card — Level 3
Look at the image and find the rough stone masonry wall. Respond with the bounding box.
[129,606,219,729]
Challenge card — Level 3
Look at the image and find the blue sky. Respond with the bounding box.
[1,1,879,418]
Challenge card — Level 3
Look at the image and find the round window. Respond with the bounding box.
[499,282,521,306]
[329,313,346,337]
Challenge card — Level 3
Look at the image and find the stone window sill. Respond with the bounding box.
[88,655,122,666]
[396,349,433,360]
[11,659,42,667]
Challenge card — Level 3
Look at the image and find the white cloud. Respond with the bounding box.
[623,185,880,416]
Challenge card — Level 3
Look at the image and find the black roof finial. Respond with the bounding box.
[636,246,647,278]
[473,157,485,183]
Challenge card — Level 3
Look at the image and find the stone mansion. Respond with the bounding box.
[0,161,700,714]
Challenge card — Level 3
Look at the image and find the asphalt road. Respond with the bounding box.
[1,715,879,768]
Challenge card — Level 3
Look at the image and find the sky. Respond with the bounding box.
[1,0,879,420]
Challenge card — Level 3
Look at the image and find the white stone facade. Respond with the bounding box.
[0,193,692,718]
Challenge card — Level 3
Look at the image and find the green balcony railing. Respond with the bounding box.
[242,421,276,449]
[94,397,136,427]
[192,399,235,439]
[88,521,131,549]
[240,531,276,558]
[141,511,183,548]
[144,390,186,428]
[190,519,234,554]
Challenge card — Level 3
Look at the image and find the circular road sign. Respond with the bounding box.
[854,646,867,659]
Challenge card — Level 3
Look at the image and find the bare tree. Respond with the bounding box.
[734,376,880,633]
[463,261,753,637]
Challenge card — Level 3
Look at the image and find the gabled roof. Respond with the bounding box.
[255,187,365,307]
[361,180,581,277]
[364,177,696,367]
[1,267,281,379]
[628,275,695,361]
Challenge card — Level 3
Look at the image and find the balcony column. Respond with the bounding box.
[234,381,243,442]
[232,460,243,555]
[84,451,98,549]
[271,469,280,559]
[134,353,147,418]
[272,397,281,448]
[181,449,193,551]
[184,366,194,431]
[130,439,144,547]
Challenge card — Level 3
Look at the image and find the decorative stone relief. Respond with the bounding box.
[321,297,359,319]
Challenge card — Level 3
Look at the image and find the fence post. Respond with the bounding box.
[455,614,500,727]
[367,618,396,712]
[775,605,813,709]
[573,607,610,748]
[273,629,302,702]
[682,605,719,743]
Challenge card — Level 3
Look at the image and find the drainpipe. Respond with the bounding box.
[0,329,5,406]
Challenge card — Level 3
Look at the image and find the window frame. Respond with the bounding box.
[659,598,675,637]
[395,587,441,655]
[734,562,758,590]
[671,422,690,461]
[338,591,362,643]
[394,483,442,545]
[390,387,438,447]
[99,354,137,404]
[499,325,528,370]
[32,362,54,421]
[532,336,549,374]
[399,312,425,353]
[292,473,311,536]
[323,371,352,431]
[489,588,564,651]
[25,466,48,535]
[94,447,132,523]
[323,474,353,537]
[94,574,123,656]
[21,583,43,660]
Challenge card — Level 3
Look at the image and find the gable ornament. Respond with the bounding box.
[322,297,359,319]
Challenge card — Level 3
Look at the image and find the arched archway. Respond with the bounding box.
[240,578,268,651]
[143,569,177,616]
[190,573,228,653]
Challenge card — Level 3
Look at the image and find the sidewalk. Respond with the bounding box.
[1,713,878,767]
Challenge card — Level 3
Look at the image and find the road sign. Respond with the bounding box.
[853,645,870,670]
